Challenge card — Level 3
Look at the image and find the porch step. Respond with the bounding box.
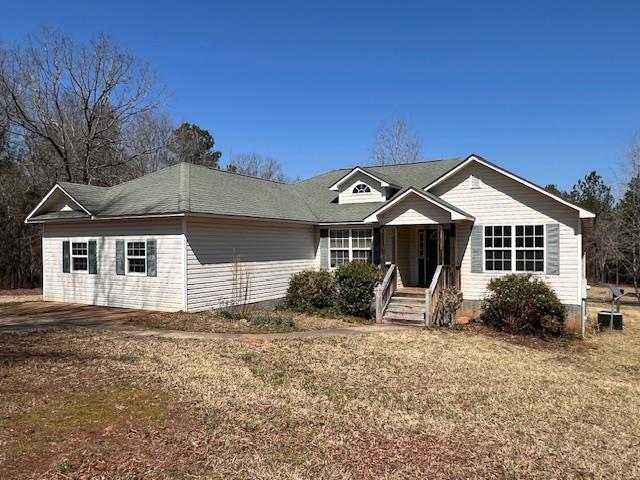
[382,313,425,326]
[394,290,426,298]
[387,297,425,306]
[385,302,425,314]
[381,287,427,326]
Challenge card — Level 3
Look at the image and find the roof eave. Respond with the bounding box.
[329,166,400,191]
[24,184,93,224]
[424,154,597,219]
[362,187,474,223]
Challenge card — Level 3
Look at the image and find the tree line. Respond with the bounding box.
[1,29,638,293]
[0,29,286,288]
[544,139,640,293]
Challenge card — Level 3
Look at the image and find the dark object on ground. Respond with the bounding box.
[598,311,623,331]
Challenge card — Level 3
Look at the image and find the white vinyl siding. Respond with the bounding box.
[186,218,317,312]
[338,172,384,204]
[379,193,452,225]
[43,219,183,311]
[431,163,582,306]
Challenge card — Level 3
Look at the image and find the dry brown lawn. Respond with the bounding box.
[1,302,639,479]
[127,309,362,334]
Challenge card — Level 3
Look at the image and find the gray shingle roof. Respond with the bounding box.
[29,158,468,223]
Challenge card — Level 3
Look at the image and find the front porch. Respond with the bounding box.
[380,224,459,289]
[375,225,462,325]
[365,188,473,325]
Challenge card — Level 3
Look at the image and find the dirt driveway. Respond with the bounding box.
[0,301,408,339]
[0,301,149,333]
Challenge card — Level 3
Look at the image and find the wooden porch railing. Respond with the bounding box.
[425,265,460,326]
[375,264,397,323]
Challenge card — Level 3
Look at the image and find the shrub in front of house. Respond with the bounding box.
[284,270,337,313]
[480,273,565,336]
[334,261,383,318]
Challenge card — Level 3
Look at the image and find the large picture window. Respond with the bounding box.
[127,241,146,273]
[71,242,88,271]
[484,225,544,273]
[330,228,373,268]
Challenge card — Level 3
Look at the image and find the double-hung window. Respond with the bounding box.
[127,241,146,274]
[329,228,373,268]
[515,225,544,272]
[71,242,88,272]
[484,225,544,273]
[484,226,512,271]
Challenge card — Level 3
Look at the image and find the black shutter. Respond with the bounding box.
[116,240,125,275]
[62,241,70,273]
[88,240,97,274]
[146,239,157,277]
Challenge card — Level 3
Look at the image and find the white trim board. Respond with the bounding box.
[363,187,474,223]
[25,184,93,223]
[424,154,596,219]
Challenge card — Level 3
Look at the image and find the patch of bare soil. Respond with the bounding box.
[0,331,203,479]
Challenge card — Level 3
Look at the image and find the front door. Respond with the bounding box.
[417,229,439,286]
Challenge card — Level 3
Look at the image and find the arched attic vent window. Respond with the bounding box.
[352,183,372,194]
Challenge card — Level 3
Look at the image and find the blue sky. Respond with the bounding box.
[2,1,639,188]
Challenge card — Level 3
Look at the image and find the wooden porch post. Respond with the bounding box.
[451,223,459,288]
[394,226,398,265]
[437,225,445,265]
[380,226,385,270]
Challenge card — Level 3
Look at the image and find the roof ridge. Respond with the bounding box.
[365,157,462,169]
[58,181,109,189]
[187,162,289,185]
[180,163,191,212]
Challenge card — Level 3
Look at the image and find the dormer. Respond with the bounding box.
[329,167,400,204]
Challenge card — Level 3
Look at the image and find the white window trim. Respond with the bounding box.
[70,240,89,274]
[126,240,147,276]
[482,224,546,274]
[352,182,372,194]
[329,228,374,269]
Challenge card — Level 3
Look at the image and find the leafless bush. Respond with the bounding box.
[432,287,463,327]
[216,252,252,318]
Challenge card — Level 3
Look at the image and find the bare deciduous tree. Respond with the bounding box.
[126,111,174,177]
[0,28,165,185]
[617,136,640,295]
[226,152,287,181]
[370,117,422,165]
